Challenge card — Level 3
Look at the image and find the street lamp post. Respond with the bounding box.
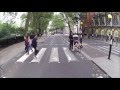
[108,13,113,60]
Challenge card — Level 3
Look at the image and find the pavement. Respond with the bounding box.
[92,55,120,78]
[81,38,120,78]
[0,34,109,78]
[63,35,120,78]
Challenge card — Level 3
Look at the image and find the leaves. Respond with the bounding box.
[3,12,18,25]
[51,14,65,30]
[22,12,53,35]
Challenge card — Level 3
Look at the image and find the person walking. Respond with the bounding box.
[79,33,83,48]
[24,36,27,51]
[24,36,29,55]
[69,31,73,50]
[31,35,38,58]
[28,36,33,52]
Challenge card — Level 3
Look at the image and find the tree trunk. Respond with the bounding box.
[66,15,71,35]
[24,12,31,36]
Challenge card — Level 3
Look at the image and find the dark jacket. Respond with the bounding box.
[32,38,37,47]
[25,39,29,46]
[69,34,73,43]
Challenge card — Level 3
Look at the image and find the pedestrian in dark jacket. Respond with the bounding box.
[69,31,73,50]
[79,34,82,46]
[31,35,38,58]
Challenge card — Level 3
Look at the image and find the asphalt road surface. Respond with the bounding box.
[1,34,110,78]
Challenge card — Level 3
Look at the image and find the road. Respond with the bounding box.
[1,34,110,78]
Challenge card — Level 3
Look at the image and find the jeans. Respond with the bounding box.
[32,46,37,55]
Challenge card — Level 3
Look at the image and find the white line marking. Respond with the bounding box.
[102,46,120,52]
[49,47,60,63]
[63,47,78,62]
[97,76,103,78]
[16,49,34,63]
[81,50,93,60]
[30,48,47,63]
[88,45,108,54]
[98,46,119,54]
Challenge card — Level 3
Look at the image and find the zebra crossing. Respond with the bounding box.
[49,47,60,63]
[16,47,79,64]
[97,46,120,55]
[30,48,47,63]
[16,48,35,63]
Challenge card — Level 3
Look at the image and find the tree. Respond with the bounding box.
[51,14,65,32]
[3,12,18,25]
[60,12,75,34]
[21,12,53,35]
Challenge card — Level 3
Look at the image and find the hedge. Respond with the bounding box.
[0,34,37,48]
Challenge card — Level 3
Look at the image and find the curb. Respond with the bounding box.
[91,60,111,78]
[80,50,111,78]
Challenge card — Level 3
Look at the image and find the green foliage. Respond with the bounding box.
[21,12,53,35]
[0,22,22,38]
[51,14,65,30]
[3,12,17,24]
[60,12,76,31]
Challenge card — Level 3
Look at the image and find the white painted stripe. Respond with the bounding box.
[98,46,119,54]
[88,45,108,54]
[49,47,60,63]
[103,46,120,52]
[63,47,78,62]
[30,48,47,63]
[16,49,34,63]
[97,76,103,78]
[81,50,93,60]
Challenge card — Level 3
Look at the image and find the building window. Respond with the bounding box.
[94,16,99,26]
[99,15,104,26]
[112,15,118,25]
[106,15,111,26]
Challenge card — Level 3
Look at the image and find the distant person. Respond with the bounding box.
[31,35,38,58]
[28,36,33,52]
[24,36,26,51]
[110,35,113,44]
[106,35,109,42]
[24,36,29,55]
[108,34,111,40]
[79,34,83,47]
[69,31,73,50]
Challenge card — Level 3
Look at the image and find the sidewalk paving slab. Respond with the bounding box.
[92,55,120,78]
[80,41,120,78]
